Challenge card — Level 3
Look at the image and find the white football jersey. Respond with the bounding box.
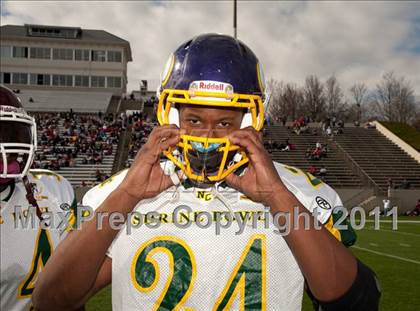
[0,169,76,311]
[83,161,343,311]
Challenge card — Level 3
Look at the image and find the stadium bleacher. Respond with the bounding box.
[31,112,122,187]
[265,125,364,189]
[334,127,420,192]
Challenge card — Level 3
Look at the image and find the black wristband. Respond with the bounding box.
[316,259,381,311]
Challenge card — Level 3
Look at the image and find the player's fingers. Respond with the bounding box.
[148,124,179,145]
[225,172,243,192]
[257,131,263,143]
[228,131,262,156]
[232,127,263,148]
[157,134,180,154]
[140,125,179,159]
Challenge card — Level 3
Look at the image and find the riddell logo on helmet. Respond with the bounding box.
[0,105,22,113]
[199,82,223,91]
[189,81,234,95]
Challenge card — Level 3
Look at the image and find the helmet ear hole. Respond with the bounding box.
[240,112,253,129]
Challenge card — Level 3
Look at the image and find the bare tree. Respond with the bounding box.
[302,75,326,121]
[266,79,304,123]
[350,82,368,122]
[374,71,416,124]
[282,83,304,121]
[325,75,344,117]
[266,79,285,123]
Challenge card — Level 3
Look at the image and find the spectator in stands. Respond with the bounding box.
[311,148,322,160]
[95,169,104,182]
[308,165,318,175]
[309,128,318,136]
[282,116,287,127]
[305,148,312,160]
[278,138,294,152]
[321,144,328,157]
[332,116,337,127]
[326,126,332,136]
[365,122,376,129]
[94,153,103,164]
[399,179,411,189]
[404,199,420,216]
[319,167,327,177]
[322,118,330,132]
[264,139,275,152]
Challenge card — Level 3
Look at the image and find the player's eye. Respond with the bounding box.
[187,118,201,126]
[217,121,231,128]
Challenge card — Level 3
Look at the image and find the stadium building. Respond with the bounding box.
[0,24,132,112]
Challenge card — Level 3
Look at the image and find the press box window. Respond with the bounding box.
[1,46,12,58]
[107,51,122,62]
[91,50,106,62]
[107,76,121,88]
[52,48,73,60]
[91,76,105,88]
[75,49,90,61]
[2,73,11,84]
[12,46,28,58]
[12,73,28,85]
[30,74,51,86]
[75,75,89,87]
[52,75,73,87]
[30,47,51,59]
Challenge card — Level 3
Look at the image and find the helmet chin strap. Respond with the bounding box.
[0,165,43,221]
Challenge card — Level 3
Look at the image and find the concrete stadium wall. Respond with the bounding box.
[373,121,420,164]
[389,189,420,214]
[358,189,420,214]
[336,188,374,208]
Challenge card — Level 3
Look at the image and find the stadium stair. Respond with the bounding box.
[333,127,420,193]
[264,125,363,189]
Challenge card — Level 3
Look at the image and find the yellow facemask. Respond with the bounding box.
[157,88,265,182]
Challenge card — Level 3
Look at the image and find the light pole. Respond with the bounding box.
[233,0,237,39]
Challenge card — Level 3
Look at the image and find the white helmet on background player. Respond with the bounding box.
[0,85,37,182]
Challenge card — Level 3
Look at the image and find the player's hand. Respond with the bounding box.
[117,124,180,202]
[225,127,287,206]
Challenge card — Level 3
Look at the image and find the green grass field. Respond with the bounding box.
[86,217,420,310]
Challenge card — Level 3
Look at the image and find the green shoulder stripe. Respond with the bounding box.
[332,210,357,247]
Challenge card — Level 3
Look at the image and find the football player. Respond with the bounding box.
[33,34,380,310]
[0,85,77,310]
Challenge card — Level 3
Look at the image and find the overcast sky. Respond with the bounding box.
[1,1,419,97]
